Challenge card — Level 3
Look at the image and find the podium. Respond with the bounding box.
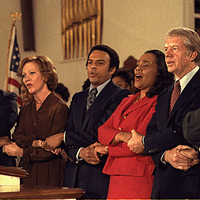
[0,166,84,199]
[0,165,28,192]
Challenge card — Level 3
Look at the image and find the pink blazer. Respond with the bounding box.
[98,92,157,176]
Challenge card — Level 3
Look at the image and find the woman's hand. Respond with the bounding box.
[3,142,23,157]
[95,144,109,155]
[50,148,62,155]
[32,140,43,148]
[42,133,64,150]
[111,132,132,144]
[94,144,109,160]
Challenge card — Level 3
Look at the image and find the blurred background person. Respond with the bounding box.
[54,82,70,162]
[19,83,33,106]
[82,78,90,90]
[3,55,68,186]
[0,89,18,166]
[112,67,134,93]
[55,82,70,103]
[95,50,174,199]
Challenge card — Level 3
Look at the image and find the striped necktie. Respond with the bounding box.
[170,80,181,113]
[86,88,98,110]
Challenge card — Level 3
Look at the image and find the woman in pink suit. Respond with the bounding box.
[95,50,174,199]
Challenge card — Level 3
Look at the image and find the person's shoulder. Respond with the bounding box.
[112,84,131,96]
[157,85,172,98]
[51,92,68,107]
[0,90,17,102]
[73,89,88,99]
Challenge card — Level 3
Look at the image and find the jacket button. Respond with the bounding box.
[118,127,122,131]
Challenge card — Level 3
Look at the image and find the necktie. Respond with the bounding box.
[86,88,98,110]
[170,80,181,112]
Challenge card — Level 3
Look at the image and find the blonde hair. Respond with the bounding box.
[18,55,58,91]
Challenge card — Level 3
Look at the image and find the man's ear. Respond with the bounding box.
[110,66,116,75]
[190,51,198,62]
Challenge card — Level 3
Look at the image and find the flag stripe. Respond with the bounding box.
[6,24,22,107]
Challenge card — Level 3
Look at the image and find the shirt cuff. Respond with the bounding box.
[63,131,66,143]
[75,147,84,163]
[160,151,167,165]
[142,136,145,146]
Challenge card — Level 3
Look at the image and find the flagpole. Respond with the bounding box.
[5,12,21,91]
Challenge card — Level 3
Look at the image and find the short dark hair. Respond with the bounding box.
[143,50,174,98]
[55,83,70,102]
[86,44,119,78]
[18,55,58,91]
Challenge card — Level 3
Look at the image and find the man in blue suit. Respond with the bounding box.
[0,90,18,166]
[43,45,131,198]
[127,27,200,199]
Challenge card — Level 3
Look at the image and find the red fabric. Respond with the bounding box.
[98,93,157,198]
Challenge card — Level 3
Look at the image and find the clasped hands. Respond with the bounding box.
[164,145,199,171]
[37,133,107,165]
[2,133,64,157]
[127,129,200,171]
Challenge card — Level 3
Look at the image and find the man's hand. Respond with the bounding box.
[3,142,23,157]
[42,133,64,150]
[79,142,101,165]
[0,136,11,147]
[179,147,200,166]
[127,129,144,154]
[164,145,193,171]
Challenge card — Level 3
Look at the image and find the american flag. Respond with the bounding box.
[6,24,22,106]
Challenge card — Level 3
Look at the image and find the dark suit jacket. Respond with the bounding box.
[63,81,131,199]
[144,69,200,199]
[0,90,18,166]
[183,107,200,148]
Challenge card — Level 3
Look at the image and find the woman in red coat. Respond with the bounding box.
[95,50,174,199]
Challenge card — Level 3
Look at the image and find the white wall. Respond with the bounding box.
[0,0,194,104]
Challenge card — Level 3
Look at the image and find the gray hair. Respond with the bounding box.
[167,27,200,65]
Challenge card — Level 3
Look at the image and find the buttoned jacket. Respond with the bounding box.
[63,81,131,198]
[144,69,200,199]
[98,93,156,177]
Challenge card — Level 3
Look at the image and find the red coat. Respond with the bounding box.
[98,93,157,199]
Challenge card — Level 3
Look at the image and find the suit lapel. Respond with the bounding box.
[121,93,148,117]
[168,70,200,123]
[75,90,88,131]
[156,87,172,128]
[81,81,114,131]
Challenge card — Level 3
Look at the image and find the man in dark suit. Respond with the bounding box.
[43,44,131,198]
[127,27,200,199]
[0,89,18,166]
[183,108,200,151]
